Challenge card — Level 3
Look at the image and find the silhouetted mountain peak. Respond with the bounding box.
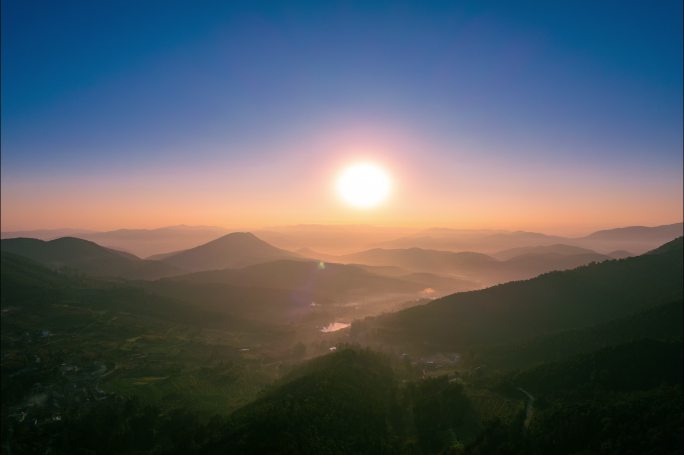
[209,231,262,244]
[157,232,299,272]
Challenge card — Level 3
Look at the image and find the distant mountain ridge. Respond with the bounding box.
[582,222,683,240]
[0,237,180,280]
[253,224,418,255]
[493,243,602,260]
[575,222,683,254]
[153,232,300,272]
[371,223,683,255]
[1,225,230,257]
[374,229,568,252]
[341,248,497,271]
[0,228,97,240]
[4,222,680,257]
[340,247,611,286]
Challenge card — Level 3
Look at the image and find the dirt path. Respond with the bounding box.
[516,387,535,429]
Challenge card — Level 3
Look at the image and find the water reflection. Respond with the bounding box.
[320,322,350,333]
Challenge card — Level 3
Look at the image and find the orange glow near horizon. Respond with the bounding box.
[1,122,682,236]
[2,168,681,237]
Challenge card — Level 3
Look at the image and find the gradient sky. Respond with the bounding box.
[2,0,682,234]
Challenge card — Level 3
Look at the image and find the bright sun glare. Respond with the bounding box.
[336,162,392,209]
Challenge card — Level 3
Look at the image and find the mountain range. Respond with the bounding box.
[1,225,230,257]
[339,247,613,286]
[354,236,683,351]
[0,237,179,280]
[372,223,683,254]
[4,222,680,258]
[4,224,681,295]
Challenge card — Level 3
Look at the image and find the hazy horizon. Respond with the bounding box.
[3,220,684,239]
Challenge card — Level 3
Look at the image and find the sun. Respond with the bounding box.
[336,162,392,209]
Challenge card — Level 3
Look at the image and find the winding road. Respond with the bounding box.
[516,387,535,429]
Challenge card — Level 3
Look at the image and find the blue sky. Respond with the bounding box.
[1,1,682,231]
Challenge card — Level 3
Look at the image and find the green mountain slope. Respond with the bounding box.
[208,348,402,454]
[204,347,481,455]
[478,299,683,371]
[469,340,683,455]
[512,339,683,395]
